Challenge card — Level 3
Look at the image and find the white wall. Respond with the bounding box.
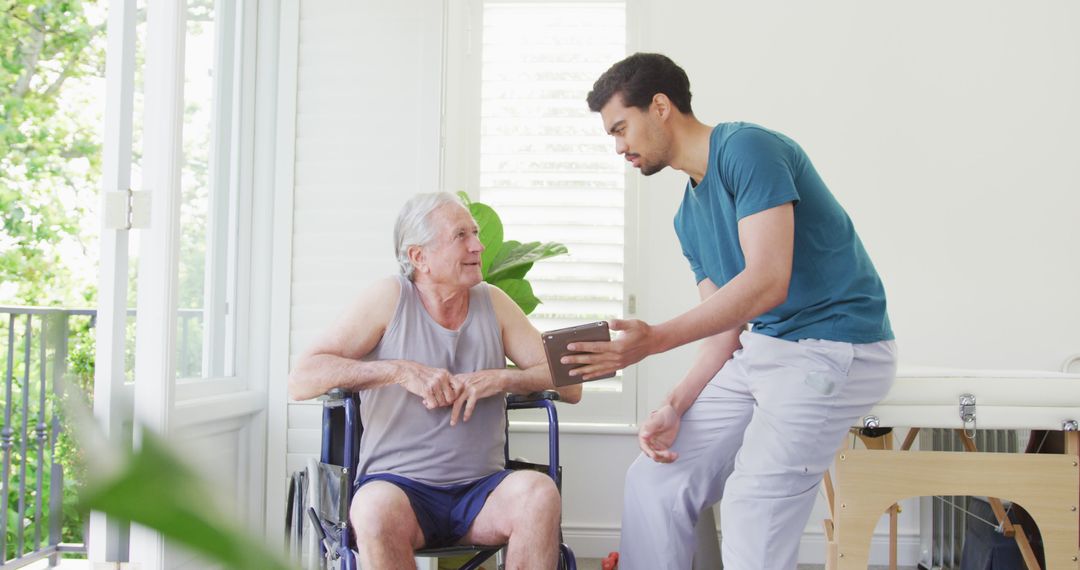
[282,0,444,475]
[634,0,1080,374]
[276,0,1080,564]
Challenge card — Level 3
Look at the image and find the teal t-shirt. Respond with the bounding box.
[673,123,893,343]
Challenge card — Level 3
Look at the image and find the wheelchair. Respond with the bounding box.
[286,388,577,570]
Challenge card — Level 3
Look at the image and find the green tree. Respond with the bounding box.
[1,0,104,307]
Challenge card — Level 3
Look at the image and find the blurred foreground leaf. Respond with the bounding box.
[81,432,294,570]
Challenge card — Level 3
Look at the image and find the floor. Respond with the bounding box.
[575,561,912,570]
[23,560,94,569]
[29,556,915,569]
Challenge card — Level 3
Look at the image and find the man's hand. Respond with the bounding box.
[393,361,458,409]
[562,319,656,380]
[448,371,505,426]
[639,404,680,463]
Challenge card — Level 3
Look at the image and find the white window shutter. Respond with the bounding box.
[479,4,626,323]
[477,2,632,421]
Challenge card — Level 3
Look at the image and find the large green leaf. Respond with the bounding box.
[487,241,569,282]
[492,278,542,315]
[494,261,533,282]
[80,433,293,570]
[486,240,531,281]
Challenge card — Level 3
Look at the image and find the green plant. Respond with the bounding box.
[79,431,292,570]
[457,192,568,315]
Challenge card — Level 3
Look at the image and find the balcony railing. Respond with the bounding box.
[0,305,209,568]
[0,307,92,568]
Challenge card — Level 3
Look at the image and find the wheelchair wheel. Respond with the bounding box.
[285,469,307,559]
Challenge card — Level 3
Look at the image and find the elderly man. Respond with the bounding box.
[289,192,580,570]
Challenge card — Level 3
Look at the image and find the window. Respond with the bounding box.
[444,1,633,425]
[117,0,251,390]
[176,0,247,382]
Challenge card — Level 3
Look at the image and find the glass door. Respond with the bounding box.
[94,0,254,565]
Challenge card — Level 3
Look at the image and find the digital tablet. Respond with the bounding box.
[541,321,615,386]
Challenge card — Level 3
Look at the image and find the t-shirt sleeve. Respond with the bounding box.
[719,128,801,220]
[682,244,707,284]
[673,217,707,284]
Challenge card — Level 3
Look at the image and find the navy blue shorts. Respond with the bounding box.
[356,470,513,548]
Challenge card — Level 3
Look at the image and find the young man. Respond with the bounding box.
[569,53,897,569]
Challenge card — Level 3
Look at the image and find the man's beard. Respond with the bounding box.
[638,134,670,176]
[639,159,666,176]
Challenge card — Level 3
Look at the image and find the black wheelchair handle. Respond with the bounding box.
[506,390,560,405]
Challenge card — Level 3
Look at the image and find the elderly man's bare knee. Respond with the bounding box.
[350,482,423,549]
[485,471,560,569]
[506,471,561,524]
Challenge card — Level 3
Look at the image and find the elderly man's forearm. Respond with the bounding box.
[499,364,580,402]
[288,355,398,401]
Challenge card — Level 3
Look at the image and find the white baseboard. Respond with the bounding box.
[561,524,622,559]
[563,525,922,566]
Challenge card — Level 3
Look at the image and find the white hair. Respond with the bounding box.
[393,192,464,280]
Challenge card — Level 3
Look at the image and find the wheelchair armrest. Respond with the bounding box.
[504,391,562,486]
[321,388,352,401]
[506,390,560,408]
[319,389,360,471]
[320,388,356,411]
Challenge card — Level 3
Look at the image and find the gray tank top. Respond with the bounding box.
[357,274,506,486]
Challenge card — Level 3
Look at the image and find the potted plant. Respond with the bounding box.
[458,191,568,315]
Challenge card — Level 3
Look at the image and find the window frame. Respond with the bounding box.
[173,0,259,400]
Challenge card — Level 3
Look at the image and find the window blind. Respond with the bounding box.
[471,2,633,420]
[479,2,627,337]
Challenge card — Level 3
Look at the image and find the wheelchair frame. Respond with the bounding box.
[287,389,577,570]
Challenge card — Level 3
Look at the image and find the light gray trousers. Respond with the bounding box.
[619,331,897,570]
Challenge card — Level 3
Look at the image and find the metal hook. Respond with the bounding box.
[959,393,977,439]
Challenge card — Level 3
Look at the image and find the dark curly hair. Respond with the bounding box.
[586,53,693,115]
